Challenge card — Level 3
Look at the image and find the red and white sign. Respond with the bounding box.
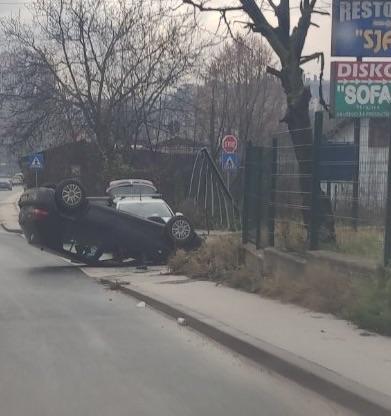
[222,135,238,153]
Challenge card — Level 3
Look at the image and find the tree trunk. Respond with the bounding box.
[280,63,336,243]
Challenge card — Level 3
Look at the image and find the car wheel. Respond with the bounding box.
[166,216,195,247]
[55,179,86,211]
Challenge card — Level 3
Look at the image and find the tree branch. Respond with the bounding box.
[266,65,282,79]
[182,0,243,12]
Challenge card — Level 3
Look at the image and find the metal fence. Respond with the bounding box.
[242,111,391,266]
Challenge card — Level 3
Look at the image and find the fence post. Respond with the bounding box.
[242,141,252,244]
[255,147,263,249]
[384,123,391,266]
[268,138,277,247]
[309,111,323,250]
[352,118,360,230]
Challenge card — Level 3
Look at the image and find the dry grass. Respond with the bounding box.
[169,234,391,336]
[274,220,307,252]
[260,267,355,314]
[274,220,383,262]
[259,264,391,336]
[331,226,383,261]
[168,236,261,292]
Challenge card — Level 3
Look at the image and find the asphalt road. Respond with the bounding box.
[0,191,354,416]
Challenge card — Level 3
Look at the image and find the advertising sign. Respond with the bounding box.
[330,61,391,117]
[331,0,391,57]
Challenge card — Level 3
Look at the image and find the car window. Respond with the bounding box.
[118,201,172,219]
[110,184,156,196]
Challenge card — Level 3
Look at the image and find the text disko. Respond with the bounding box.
[336,62,391,79]
[331,61,391,118]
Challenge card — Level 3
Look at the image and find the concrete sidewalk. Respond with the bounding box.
[0,188,22,233]
[83,265,391,414]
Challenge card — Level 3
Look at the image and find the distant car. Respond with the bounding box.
[106,179,158,198]
[18,179,201,266]
[11,175,23,185]
[0,178,12,190]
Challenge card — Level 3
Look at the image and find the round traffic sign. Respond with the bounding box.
[222,135,238,153]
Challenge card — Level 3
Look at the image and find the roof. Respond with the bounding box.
[159,137,204,148]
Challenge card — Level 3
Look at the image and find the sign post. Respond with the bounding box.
[221,135,238,192]
[28,153,44,187]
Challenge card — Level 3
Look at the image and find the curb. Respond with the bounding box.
[1,223,23,234]
[101,278,391,416]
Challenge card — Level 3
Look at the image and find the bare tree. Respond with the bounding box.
[2,0,199,173]
[145,37,283,158]
[182,0,333,239]
[194,36,284,156]
[0,49,86,158]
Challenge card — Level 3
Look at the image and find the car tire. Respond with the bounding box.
[55,179,87,211]
[166,216,195,248]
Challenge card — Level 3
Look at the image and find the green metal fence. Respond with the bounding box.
[242,111,391,266]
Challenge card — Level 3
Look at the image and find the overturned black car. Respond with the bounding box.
[18,179,201,266]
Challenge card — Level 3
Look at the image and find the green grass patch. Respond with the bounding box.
[343,271,391,336]
[330,226,383,262]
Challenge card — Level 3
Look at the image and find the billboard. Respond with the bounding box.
[331,0,391,57]
[330,61,391,117]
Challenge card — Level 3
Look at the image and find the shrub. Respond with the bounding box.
[168,236,260,292]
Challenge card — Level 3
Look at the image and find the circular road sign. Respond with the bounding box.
[222,135,238,153]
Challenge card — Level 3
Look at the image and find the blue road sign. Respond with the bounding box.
[221,153,238,170]
[28,153,44,170]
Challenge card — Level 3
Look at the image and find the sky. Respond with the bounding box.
[0,0,333,78]
[197,0,332,79]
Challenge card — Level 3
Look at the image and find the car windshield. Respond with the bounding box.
[110,184,156,196]
[118,201,172,218]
